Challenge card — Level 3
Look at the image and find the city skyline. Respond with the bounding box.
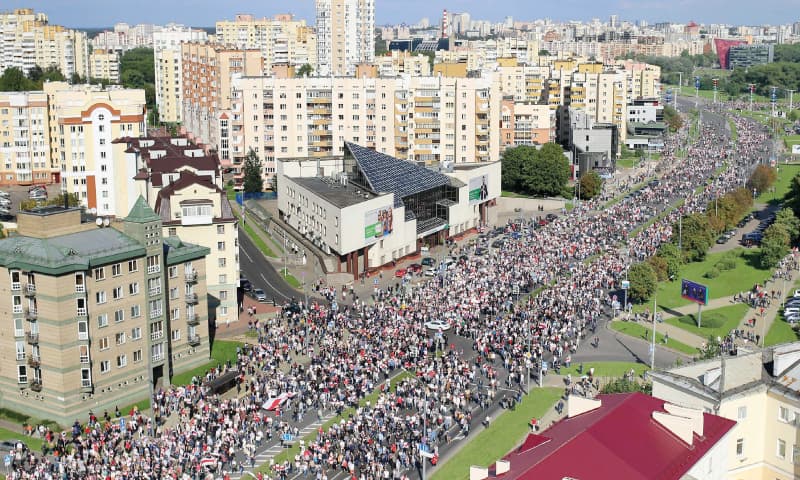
[5,0,798,28]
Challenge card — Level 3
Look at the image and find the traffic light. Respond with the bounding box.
[712,79,718,89]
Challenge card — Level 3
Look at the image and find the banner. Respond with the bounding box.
[364,206,393,241]
[792,144,800,154]
[468,174,490,205]
[681,279,708,306]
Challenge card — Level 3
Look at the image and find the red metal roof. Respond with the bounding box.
[497,393,735,480]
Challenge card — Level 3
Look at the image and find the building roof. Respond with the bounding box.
[163,235,211,265]
[291,176,383,209]
[125,195,161,224]
[497,393,735,480]
[345,142,460,200]
[154,170,235,224]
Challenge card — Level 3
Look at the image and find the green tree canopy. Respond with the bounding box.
[674,213,713,262]
[297,64,314,77]
[0,67,34,91]
[747,165,777,195]
[663,105,683,132]
[760,223,790,269]
[243,149,264,194]
[578,170,602,200]
[522,143,571,197]
[628,262,658,303]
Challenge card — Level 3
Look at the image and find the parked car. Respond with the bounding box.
[716,236,727,244]
[421,257,435,267]
[783,307,800,316]
[0,191,10,199]
[420,245,430,252]
[240,278,253,292]
[424,268,437,277]
[408,263,422,274]
[492,240,505,248]
[394,268,408,278]
[424,319,451,331]
[475,247,487,256]
[546,213,558,221]
[252,288,267,302]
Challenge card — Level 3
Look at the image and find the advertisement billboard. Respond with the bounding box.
[792,144,800,154]
[468,174,490,205]
[364,206,393,241]
[681,279,708,306]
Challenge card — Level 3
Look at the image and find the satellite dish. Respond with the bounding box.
[95,218,103,227]
[103,218,110,227]
[90,208,97,215]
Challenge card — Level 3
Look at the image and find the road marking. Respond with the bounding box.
[242,245,254,263]
[261,273,291,301]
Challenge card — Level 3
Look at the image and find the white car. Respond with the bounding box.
[424,319,451,331]
[424,268,438,277]
[784,307,800,316]
[793,289,800,299]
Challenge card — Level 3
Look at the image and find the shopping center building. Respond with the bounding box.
[277,142,500,278]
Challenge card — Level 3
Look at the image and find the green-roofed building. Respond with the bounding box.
[0,200,210,425]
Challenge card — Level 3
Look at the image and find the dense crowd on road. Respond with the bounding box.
[6,109,775,480]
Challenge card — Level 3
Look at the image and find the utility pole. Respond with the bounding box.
[650,294,657,370]
[771,87,778,118]
[712,78,719,104]
[675,72,683,109]
[749,83,756,112]
[788,89,795,112]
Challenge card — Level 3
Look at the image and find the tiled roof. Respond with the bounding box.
[125,195,161,224]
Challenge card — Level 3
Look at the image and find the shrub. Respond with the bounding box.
[704,268,720,279]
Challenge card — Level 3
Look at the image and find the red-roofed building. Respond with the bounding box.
[476,393,735,480]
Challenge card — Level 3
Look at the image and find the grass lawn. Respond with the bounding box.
[0,427,43,452]
[610,321,698,355]
[757,164,800,205]
[784,135,800,149]
[237,212,278,258]
[170,340,243,387]
[430,388,561,480]
[224,184,237,201]
[557,361,650,378]
[640,248,771,310]
[616,156,638,169]
[764,315,799,347]
[501,191,533,198]
[664,303,749,340]
[278,268,302,288]
[729,118,738,142]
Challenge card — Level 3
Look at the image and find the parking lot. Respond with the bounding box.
[0,183,63,220]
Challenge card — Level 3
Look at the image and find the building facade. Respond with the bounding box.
[88,49,121,83]
[315,0,375,76]
[0,200,210,425]
[152,25,208,124]
[215,14,317,71]
[0,91,51,186]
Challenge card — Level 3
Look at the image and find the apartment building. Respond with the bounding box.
[499,99,554,151]
[0,8,89,79]
[91,22,156,52]
[180,42,263,162]
[0,200,210,426]
[215,14,317,70]
[0,91,52,185]
[652,344,800,480]
[43,81,146,215]
[88,49,120,83]
[153,25,208,124]
[112,135,237,325]
[373,51,431,77]
[315,0,375,76]
[229,75,501,186]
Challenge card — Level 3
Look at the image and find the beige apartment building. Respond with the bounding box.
[43,81,146,215]
[499,99,554,151]
[180,42,263,163]
[153,25,208,124]
[229,74,501,186]
[315,0,375,76]
[0,200,210,425]
[0,91,51,186]
[652,344,800,480]
[0,8,89,79]
[215,14,317,71]
[89,49,121,83]
[373,51,431,77]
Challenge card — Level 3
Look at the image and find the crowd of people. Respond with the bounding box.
[6,107,776,479]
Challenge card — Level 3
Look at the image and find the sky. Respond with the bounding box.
[5,0,798,28]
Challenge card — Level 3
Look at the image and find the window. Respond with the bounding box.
[736,438,744,457]
[181,205,212,217]
[737,406,747,419]
[168,227,177,236]
[218,257,227,267]
[12,295,21,313]
[112,286,123,300]
[148,277,162,295]
[94,267,105,280]
[78,320,88,340]
[79,345,89,364]
[128,260,138,272]
[129,282,139,295]
[133,349,142,363]
[778,439,787,459]
[116,354,127,368]
[168,266,178,278]
[130,304,141,318]
[115,332,126,345]
[100,360,110,373]
[131,326,141,340]
[217,241,226,251]
[220,290,228,300]
[97,314,108,328]
[217,225,225,234]
[81,368,91,387]
[17,365,27,384]
[114,309,124,323]
[170,287,179,299]
[111,264,121,276]
[171,308,180,320]
[98,337,109,350]
[171,329,181,341]
[146,255,160,274]
[15,341,25,360]
[96,291,107,304]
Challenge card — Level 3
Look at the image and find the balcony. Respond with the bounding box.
[80,380,92,392]
[29,380,42,392]
[147,265,160,275]
[188,335,201,346]
[24,284,36,296]
[25,332,39,344]
[151,353,164,363]
[24,308,37,321]
[185,271,197,283]
[185,293,198,304]
[27,356,40,368]
[77,308,87,317]
[150,331,164,341]
[75,284,86,293]
[186,313,200,325]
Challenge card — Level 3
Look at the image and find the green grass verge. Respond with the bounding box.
[225,184,237,201]
[0,427,43,452]
[784,135,800,149]
[756,164,800,205]
[764,315,800,347]
[610,321,698,355]
[728,118,738,142]
[663,303,749,340]
[116,398,153,417]
[278,268,302,288]
[170,340,243,387]
[557,361,650,378]
[616,156,638,169]
[236,211,278,258]
[430,388,562,480]
[639,248,771,310]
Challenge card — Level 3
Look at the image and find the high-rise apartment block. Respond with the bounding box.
[0,91,52,186]
[153,25,208,124]
[0,8,89,79]
[0,200,210,425]
[315,0,375,76]
[88,49,121,83]
[215,14,317,71]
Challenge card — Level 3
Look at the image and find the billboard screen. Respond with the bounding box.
[681,279,708,306]
[792,144,800,154]
[364,206,393,241]
[468,174,490,205]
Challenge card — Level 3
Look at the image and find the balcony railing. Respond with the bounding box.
[27,356,40,368]
[24,308,37,321]
[150,331,164,341]
[29,380,42,392]
[186,313,200,325]
[151,353,164,363]
[24,284,36,296]
[75,284,86,293]
[77,308,87,317]
[185,293,198,304]
[185,272,197,283]
[147,265,160,275]
[188,335,201,346]
[25,332,39,344]
[149,287,162,296]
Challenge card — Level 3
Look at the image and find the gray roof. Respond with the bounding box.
[292,176,384,209]
[163,236,211,265]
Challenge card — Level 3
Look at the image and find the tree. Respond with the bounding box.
[0,67,33,91]
[775,208,800,244]
[500,145,536,192]
[786,175,800,218]
[521,143,570,197]
[674,213,713,262]
[747,164,777,195]
[760,223,790,269]
[242,149,264,194]
[647,255,669,281]
[699,335,721,359]
[601,377,652,395]
[628,262,658,303]
[663,105,683,132]
[578,171,602,200]
[656,243,682,280]
[26,65,43,83]
[538,49,550,56]
[296,64,313,77]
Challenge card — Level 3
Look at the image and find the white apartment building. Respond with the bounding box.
[315,0,375,76]
[153,25,208,124]
[215,14,317,71]
[91,22,156,52]
[89,49,120,83]
[229,74,501,186]
[0,91,51,185]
